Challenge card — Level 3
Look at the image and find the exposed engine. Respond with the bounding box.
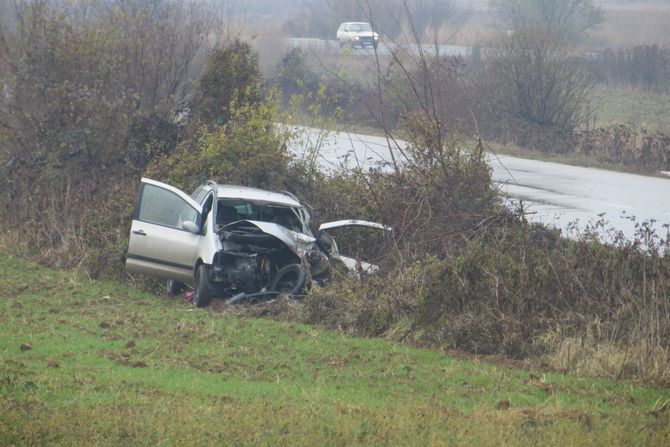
[211,221,302,295]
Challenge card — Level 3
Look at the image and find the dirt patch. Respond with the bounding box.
[495,399,511,410]
[104,350,149,369]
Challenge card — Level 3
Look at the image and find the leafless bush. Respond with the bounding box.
[479,27,595,139]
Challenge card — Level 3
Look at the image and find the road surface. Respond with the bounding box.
[289,127,670,242]
[286,38,472,58]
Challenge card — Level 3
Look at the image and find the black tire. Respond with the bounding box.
[193,264,213,308]
[269,264,307,296]
[166,279,184,295]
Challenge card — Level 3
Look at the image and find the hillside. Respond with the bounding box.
[1,254,668,446]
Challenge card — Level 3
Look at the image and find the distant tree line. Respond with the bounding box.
[587,45,670,92]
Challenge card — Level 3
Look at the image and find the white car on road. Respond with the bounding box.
[336,22,379,49]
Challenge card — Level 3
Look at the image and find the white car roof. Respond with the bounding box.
[217,185,301,207]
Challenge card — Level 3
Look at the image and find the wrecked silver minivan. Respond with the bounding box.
[125,178,389,307]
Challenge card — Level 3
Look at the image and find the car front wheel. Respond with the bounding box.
[193,264,214,308]
[269,264,307,296]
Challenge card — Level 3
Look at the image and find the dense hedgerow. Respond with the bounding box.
[298,213,670,384]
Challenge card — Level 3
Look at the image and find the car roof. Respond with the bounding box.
[216,185,301,207]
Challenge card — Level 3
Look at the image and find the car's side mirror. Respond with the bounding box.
[182,221,200,234]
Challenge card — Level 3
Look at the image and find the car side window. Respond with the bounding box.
[138,184,198,229]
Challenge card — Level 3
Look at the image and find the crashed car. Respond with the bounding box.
[125,178,389,307]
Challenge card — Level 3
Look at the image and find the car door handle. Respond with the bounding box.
[132,230,147,236]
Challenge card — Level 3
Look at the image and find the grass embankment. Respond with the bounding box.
[1,254,669,446]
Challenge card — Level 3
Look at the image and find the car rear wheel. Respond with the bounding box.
[193,264,214,308]
[269,264,306,296]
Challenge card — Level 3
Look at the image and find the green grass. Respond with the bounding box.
[1,254,669,445]
[591,85,670,133]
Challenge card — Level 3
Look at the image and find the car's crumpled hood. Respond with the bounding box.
[223,220,316,257]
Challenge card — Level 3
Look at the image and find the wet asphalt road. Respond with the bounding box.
[290,128,670,242]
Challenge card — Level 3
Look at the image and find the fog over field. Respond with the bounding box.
[232,0,670,48]
[1,1,668,47]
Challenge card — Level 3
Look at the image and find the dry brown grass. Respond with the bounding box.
[544,328,670,383]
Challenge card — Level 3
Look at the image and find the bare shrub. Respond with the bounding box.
[478,26,595,147]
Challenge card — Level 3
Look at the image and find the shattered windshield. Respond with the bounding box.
[217,199,304,233]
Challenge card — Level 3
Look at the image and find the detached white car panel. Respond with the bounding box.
[319,220,392,232]
[318,219,392,274]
